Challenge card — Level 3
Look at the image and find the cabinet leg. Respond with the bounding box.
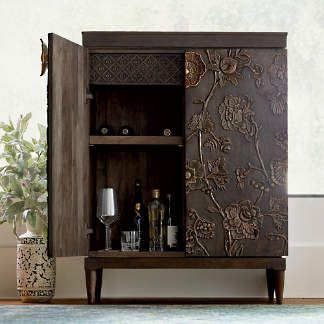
[85,269,97,304]
[274,269,285,305]
[95,268,103,303]
[266,269,275,303]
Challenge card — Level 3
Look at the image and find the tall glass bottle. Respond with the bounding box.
[148,189,166,252]
[166,193,179,251]
[133,179,147,251]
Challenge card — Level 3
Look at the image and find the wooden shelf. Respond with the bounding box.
[89,136,183,146]
[85,256,286,269]
[88,250,185,258]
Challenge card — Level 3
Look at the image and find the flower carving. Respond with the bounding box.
[223,200,263,240]
[275,131,288,153]
[268,52,287,89]
[185,52,206,88]
[235,167,250,190]
[186,209,216,256]
[268,51,287,115]
[207,49,263,88]
[207,158,229,191]
[270,159,287,186]
[187,111,214,133]
[185,160,205,193]
[219,95,255,136]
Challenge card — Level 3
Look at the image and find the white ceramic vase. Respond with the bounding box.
[16,217,56,302]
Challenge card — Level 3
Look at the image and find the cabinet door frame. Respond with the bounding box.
[48,33,90,257]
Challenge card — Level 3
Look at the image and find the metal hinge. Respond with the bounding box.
[85,227,94,238]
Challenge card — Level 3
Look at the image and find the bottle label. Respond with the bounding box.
[167,226,178,247]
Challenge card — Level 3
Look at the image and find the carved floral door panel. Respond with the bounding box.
[185,48,287,257]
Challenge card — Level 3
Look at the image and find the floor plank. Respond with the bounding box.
[1,298,324,305]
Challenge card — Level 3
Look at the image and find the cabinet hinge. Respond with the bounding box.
[85,227,93,238]
[86,92,94,101]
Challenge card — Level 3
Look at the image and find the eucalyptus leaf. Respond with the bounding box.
[9,176,24,197]
[0,122,14,132]
[37,124,46,139]
[20,113,32,134]
[0,113,48,238]
[6,201,25,216]
[22,140,34,152]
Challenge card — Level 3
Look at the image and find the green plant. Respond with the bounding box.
[0,113,47,238]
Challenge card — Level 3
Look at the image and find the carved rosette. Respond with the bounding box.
[207,49,263,88]
[223,200,263,240]
[219,95,255,137]
[185,52,206,88]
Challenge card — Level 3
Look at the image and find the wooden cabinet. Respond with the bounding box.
[46,32,287,303]
[185,48,287,257]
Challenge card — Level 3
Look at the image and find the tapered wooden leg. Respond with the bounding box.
[95,268,103,303]
[85,269,97,304]
[266,269,275,303]
[274,269,285,305]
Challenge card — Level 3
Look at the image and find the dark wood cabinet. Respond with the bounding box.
[185,48,287,257]
[46,32,287,304]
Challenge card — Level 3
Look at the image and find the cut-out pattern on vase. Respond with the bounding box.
[17,236,56,302]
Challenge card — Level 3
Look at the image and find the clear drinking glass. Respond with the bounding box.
[121,231,139,251]
[97,188,119,251]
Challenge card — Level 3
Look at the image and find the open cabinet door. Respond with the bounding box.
[47,34,90,257]
[185,49,287,257]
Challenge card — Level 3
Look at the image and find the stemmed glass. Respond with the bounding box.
[97,188,119,251]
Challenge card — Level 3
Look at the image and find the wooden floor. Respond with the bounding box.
[0,298,324,305]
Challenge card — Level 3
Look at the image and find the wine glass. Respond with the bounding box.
[97,188,119,251]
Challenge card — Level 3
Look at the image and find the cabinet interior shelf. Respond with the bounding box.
[89,136,184,146]
[89,250,185,258]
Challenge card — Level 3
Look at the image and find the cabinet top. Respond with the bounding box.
[82,31,287,49]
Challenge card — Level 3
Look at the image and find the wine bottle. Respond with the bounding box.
[148,189,166,252]
[98,124,114,136]
[118,125,135,136]
[133,179,147,251]
[166,194,179,250]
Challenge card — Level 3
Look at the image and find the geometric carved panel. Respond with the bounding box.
[89,53,184,85]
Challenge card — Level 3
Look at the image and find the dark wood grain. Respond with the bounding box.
[82,32,287,48]
[185,48,287,257]
[274,269,285,304]
[266,269,275,302]
[85,269,96,304]
[85,256,286,270]
[88,251,184,257]
[48,33,90,257]
[89,136,183,146]
[85,256,285,304]
[90,146,184,251]
[95,268,103,303]
[90,85,184,137]
[48,31,288,303]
